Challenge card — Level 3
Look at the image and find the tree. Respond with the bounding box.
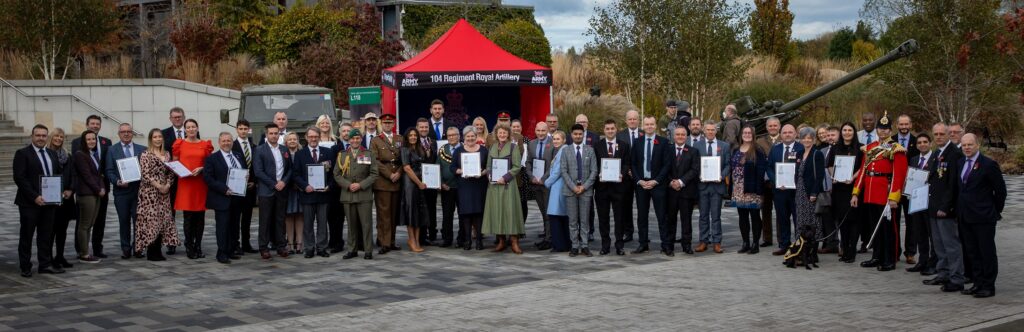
[827,27,856,59]
[263,3,352,63]
[210,0,279,55]
[749,0,794,71]
[170,1,233,67]
[0,0,119,80]
[488,19,552,67]
[998,3,1024,104]
[851,39,882,64]
[586,0,751,118]
[864,0,1012,127]
[854,20,875,42]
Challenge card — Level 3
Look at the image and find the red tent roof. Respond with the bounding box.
[386,19,550,72]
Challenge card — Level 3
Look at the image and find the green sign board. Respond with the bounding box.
[349,86,381,105]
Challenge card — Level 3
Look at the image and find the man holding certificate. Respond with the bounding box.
[524,122,554,249]
[595,119,631,256]
[204,132,248,264]
[694,121,730,254]
[768,124,802,255]
[292,128,335,258]
[105,123,146,259]
[560,124,598,257]
[14,124,64,277]
[851,111,908,272]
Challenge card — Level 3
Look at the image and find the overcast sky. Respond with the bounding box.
[502,0,865,51]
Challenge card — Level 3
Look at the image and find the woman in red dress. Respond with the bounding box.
[172,119,213,259]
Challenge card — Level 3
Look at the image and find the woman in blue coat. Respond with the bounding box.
[544,131,571,252]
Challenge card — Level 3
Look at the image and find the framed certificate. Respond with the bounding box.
[908,184,929,213]
[775,163,797,189]
[307,164,326,190]
[116,157,142,183]
[904,168,928,197]
[700,156,721,182]
[165,161,193,177]
[227,169,247,196]
[600,158,621,182]
[461,152,481,178]
[531,159,546,182]
[422,164,441,189]
[833,155,855,183]
[41,176,62,205]
[491,159,509,183]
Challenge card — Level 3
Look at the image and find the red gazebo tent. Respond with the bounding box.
[381,19,553,137]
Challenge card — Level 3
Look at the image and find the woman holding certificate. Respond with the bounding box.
[795,127,826,242]
[136,129,179,261]
[730,126,768,254]
[451,126,489,250]
[73,130,107,264]
[482,124,525,254]
[172,119,213,259]
[543,131,572,252]
[829,122,864,263]
[399,128,428,253]
[47,128,76,268]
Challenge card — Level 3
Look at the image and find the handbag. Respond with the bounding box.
[813,150,832,214]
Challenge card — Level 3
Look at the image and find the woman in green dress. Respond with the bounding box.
[482,124,525,254]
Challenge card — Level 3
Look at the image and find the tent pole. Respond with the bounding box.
[549,85,553,114]
[395,89,400,135]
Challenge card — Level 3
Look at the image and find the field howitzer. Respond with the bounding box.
[733,39,919,135]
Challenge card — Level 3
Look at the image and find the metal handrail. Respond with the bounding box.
[0,77,143,136]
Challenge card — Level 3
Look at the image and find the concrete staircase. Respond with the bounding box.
[0,120,30,185]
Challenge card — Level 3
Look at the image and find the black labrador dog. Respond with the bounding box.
[783,225,820,270]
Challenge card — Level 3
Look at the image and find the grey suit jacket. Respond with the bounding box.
[253,143,292,197]
[105,142,147,196]
[694,139,731,195]
[559,144,598,197]
[524,136,555,183]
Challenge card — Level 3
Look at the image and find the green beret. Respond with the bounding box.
[348,129,362,137]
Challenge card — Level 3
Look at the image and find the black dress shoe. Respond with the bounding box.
[759,241,773,247]
[94,253,108,259]
[364,253,373,260]
[748,247,759,254]
[877,264,895,271]
[421,239,434,247]
[439,241,452,248]
[121,249,131,259]
[166,246,177,255]
[377,248,388,255]
[304,251,315,258]
[389,245,401,251]
[582,248,593,257]
[330,248,345,254]
[624,234,633,242]
[961,286,979,295]
[941,284,965,292]
[662,250,675,257]
[857,247,868,254]
[134,251,145,259]
[20,270,32,278]
[55,260,73,268]
[569,249,579,257]
[318,250,330,258]
[920,268,937,276]
[860,259,880,268]
[229,255,241,260]
[972,289,995,298]
[964,277,973,284]
[906,264,925,272]
[475,242,484,250]
[38,267,65,274]
[534,241,551,250]
[682,246,694,255]
[616,249,625,256]
[599,248,610,256]
[343,251,359,259]
[923,277,949,285]
[243,247,258,254]
[217,257,231,264]
[632,245,650,254]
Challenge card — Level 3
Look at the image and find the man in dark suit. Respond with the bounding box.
[415,118,439,245]
[630,116,672,254]
[231,119,258,253]
[161,107,189,255]
[597,119,631,255]
[768,124,802,255]
[427,99,447,143]
[292,127,335,258]
[438,126,461,247]
[921,123,965,291]
[694,121,731,254]
[755,117,781,248]
[253,124,292,259]
[105,123,146,259]
[615,110,641,242]
[525,122,554,249]
[203,132,247,264]
[71,114,112,258]
[893,114,920,264]
[905,133,933,273]
[665,126,700,255]
[14,125,64,277]
[955,134,1006,298]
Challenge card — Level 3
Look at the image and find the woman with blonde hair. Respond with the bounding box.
[283,132,304,253]
[472,116,489,147]
[47,127,76,268]
[136,128,180,261]
[316,115,338,149]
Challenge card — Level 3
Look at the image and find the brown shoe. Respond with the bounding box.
[713,243,723,253]
[694,242,707,253]
[772,249,786,256]
[510,236,523,255]
[277,250,289,258]
[260,250,272,260]
[906,255,916,265]
[493,236,507,252]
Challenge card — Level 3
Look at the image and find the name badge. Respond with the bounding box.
[357,156,371,164]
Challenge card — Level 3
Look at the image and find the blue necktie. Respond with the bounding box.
[537,140,544,159]
[866,133,873,144]
[434,122,442,141]
[124,144,132,158]
[575,145,583,181]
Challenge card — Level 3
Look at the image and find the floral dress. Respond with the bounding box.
[135,151,181,252]
[730,151,762,209]
[795,153,823,240]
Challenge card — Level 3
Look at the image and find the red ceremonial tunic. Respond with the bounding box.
[852,139,908,205]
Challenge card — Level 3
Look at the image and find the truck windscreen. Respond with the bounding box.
[243,93,333,122]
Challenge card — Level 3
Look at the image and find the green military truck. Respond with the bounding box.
[221,84,342,143]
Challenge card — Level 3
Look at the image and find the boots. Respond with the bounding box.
[147,235,167,261]
[738,241,750,254]
[510,236,522,255]
[493,235,507,252]
[193,220,206,259]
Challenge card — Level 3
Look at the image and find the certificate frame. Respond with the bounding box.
[461,152,481,178]
[165,161,193,178]
[832,155,855,183]
[700,156,721,182]
[908,184,929,214]
[904,168,929,197]
[775,163,797,189]
[531,159,546,182]
[116,157,142,183]
[490,159,509,183]
[600,158,621,182]
[307,164,326,190]
[40,176,62,205]
[227,168,247,196]
[422,164,441,189]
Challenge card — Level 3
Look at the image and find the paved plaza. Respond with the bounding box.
[1,177,1022,331]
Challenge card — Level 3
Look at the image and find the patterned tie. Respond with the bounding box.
[918,155,927,169]
[962,158,973,184]
[784,145,791,159]
[677,146,682,158]
[312,147,318,163]
[901,137,907,147]
[242,141,251,167]
[177,129,183,140]
[228,153,240,169]
[38,148,50,176]
[608,142,614,156]
[575,145,583,181]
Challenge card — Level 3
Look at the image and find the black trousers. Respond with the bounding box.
[894,197,914,257]
[836,203,860,261]
[773,189,796,248]
[441,189,459,244]
[459,213,483,245]
[864,203,899,266]
[238,187,257,249]
[738,207,762,245]
[910,211,932,265]
[961,221,997,291]
[959,221,974,280]
[818,207,838,249]
[91,194,109,254]
[760,181,774,244]
[19,205,56,272]
[214,208,237,260]
[52,198,76,262]
[258,191,288,250]
[420,189,438,241]
[635,185,666,246]
[182,211,206,253]
[595,189,626,250]
[327,198,345,250]
[665,192,694,249]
